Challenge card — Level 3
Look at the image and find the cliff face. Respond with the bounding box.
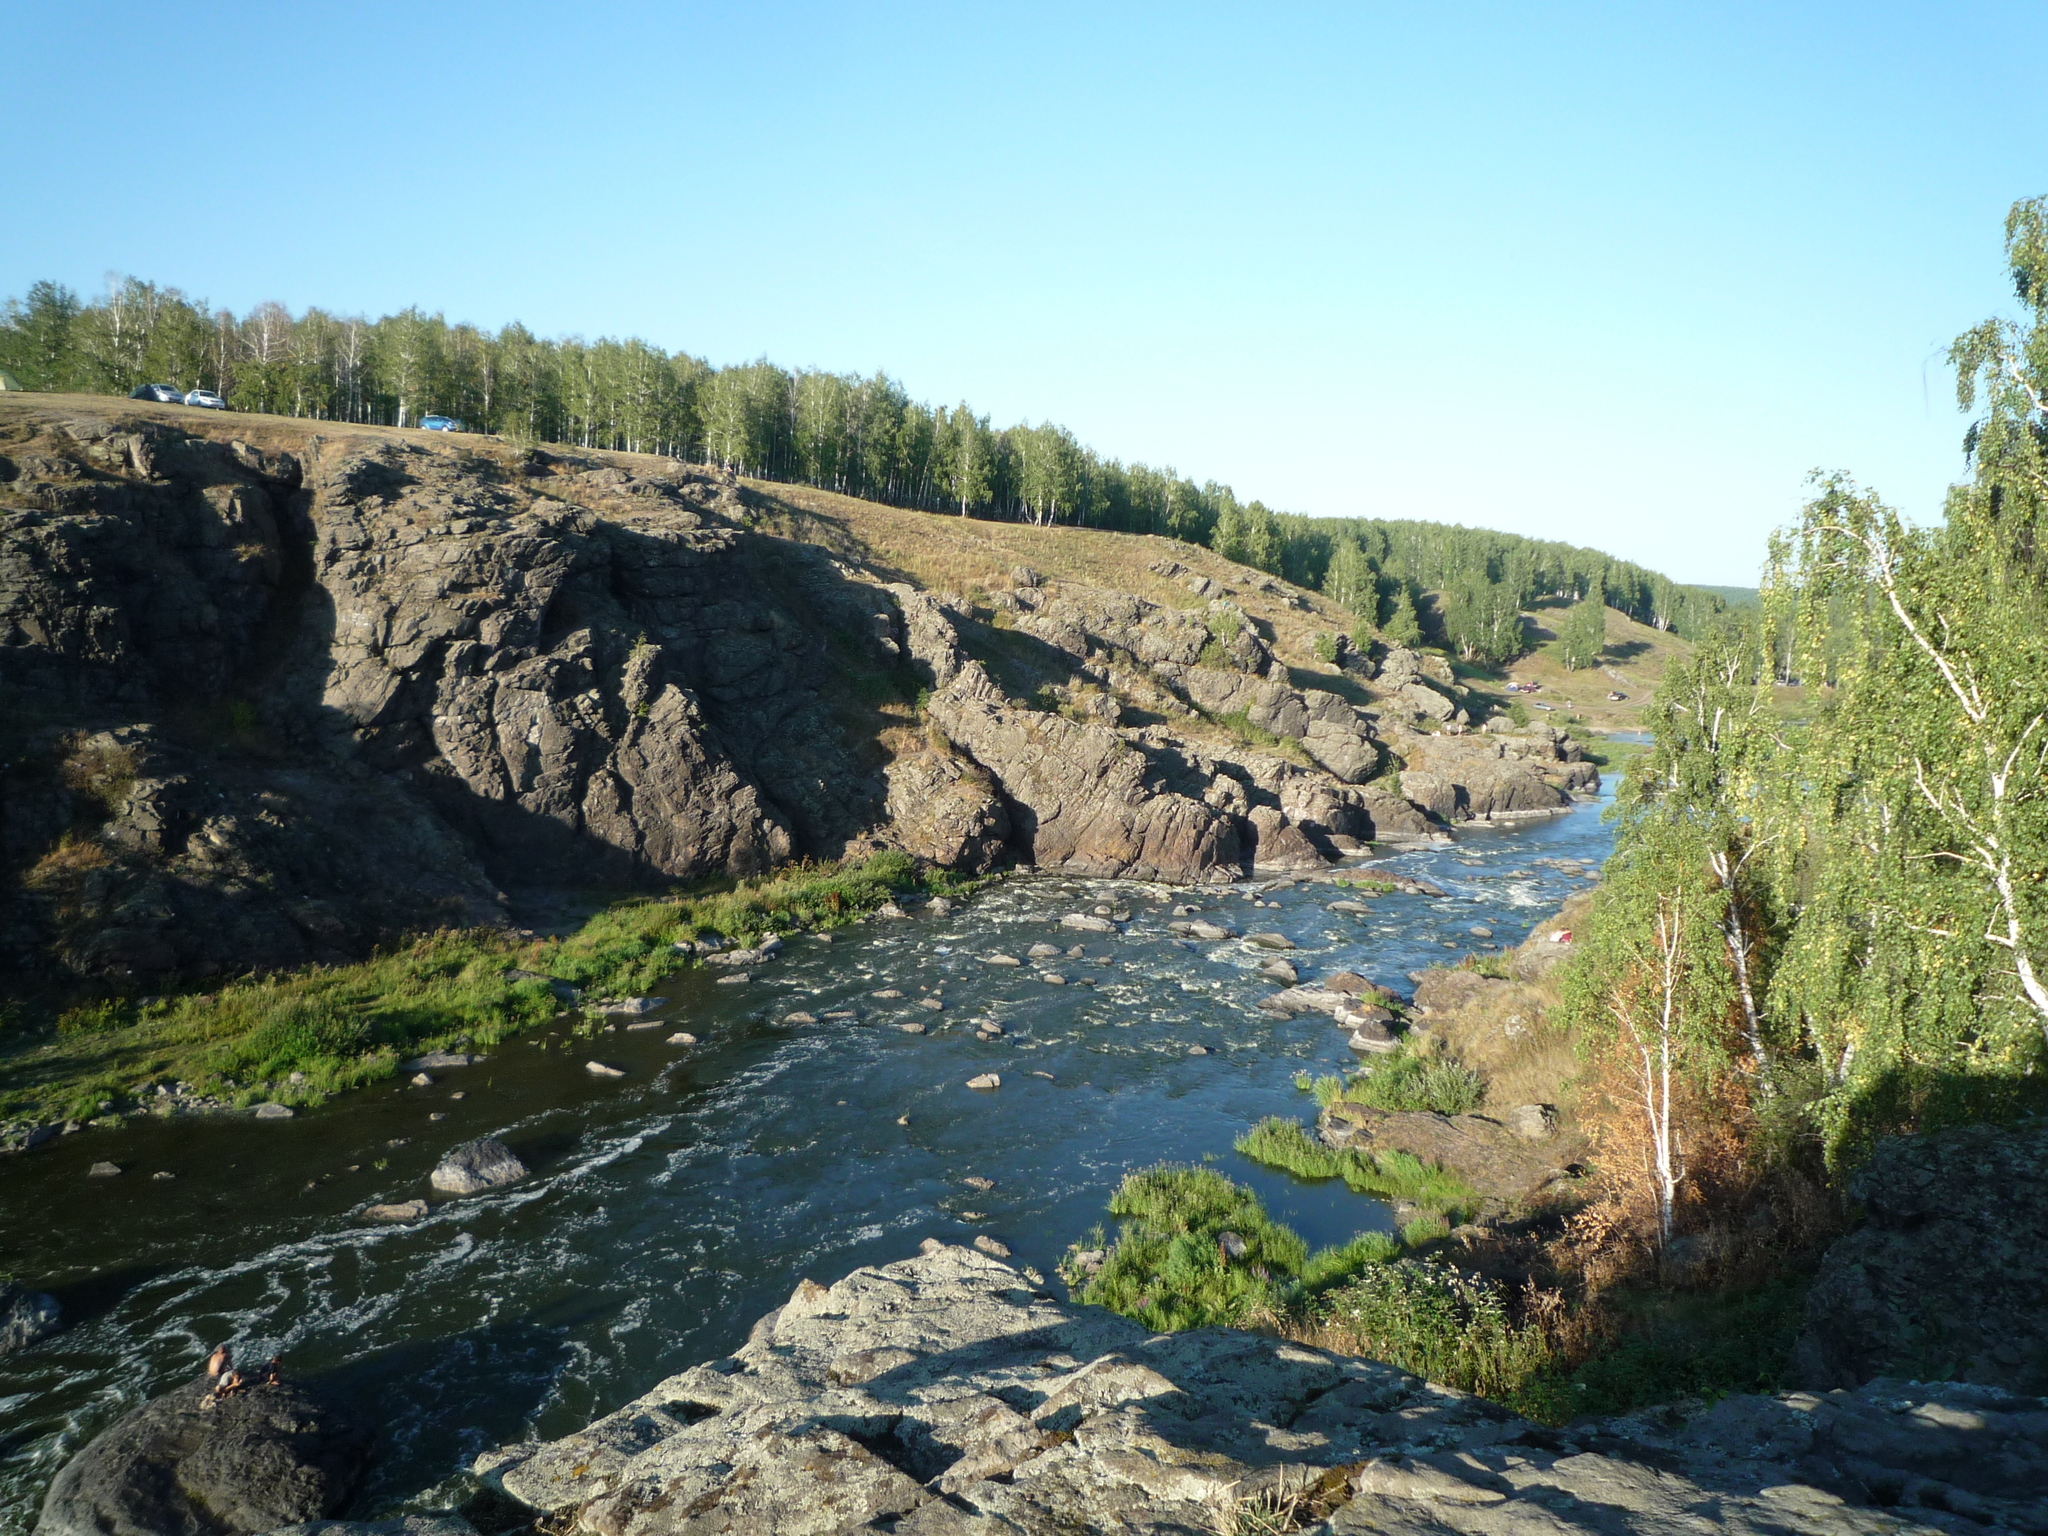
[0,398,1592,991]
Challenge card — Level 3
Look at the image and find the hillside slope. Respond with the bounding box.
[1,396,1594,998]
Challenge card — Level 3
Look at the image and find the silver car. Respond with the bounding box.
[184,389,228,410]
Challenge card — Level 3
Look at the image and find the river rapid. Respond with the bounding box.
[0,782,1616,1527]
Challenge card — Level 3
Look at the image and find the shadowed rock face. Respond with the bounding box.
[1,400,1588,988]
[35,1376,370,1536]
[477,1243,2045,1536]
[1795,1119,2048,1395]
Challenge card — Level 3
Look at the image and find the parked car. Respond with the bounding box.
[420,414,465,432]
[184,389,228,410]
[129,383,184,404]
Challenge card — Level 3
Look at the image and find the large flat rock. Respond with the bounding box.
[475,1243,2040,1536]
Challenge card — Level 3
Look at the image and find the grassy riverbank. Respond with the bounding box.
[1064,1161,1816,1427]
[0,850,967,1131]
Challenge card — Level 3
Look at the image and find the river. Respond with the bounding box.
[0,781,1616,1527]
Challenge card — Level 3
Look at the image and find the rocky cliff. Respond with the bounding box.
[1,397,1593,992]
[475,1241,2048,1535]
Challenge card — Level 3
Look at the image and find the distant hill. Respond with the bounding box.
[1692,584,1760,608]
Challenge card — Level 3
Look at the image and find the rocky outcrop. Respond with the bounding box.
[477,1242,2046,1536]
[0,399,1582,988]
[35,1375,370,1536]
[1795,1118,2048,1395]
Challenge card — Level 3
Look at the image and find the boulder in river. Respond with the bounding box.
[1167,919,1234,941]
[397,1052,481,1071]
[1246,931,1296,949]
[429,1137,528,1195]
[965,1073,1001,1090]
[0,1281,62,1356]
[35,1374,370,1536]
[585,1061,625,1079]
[1060,913,1118,932]
[361,1200,429,1223]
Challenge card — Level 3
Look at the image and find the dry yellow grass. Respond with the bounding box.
[1496,604,1697,735]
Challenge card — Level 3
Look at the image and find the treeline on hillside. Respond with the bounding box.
[0,276,1726,661]
[1564,199,2048,1246]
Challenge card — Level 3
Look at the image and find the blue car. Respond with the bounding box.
[420,414,465,432]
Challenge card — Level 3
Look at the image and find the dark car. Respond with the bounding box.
[129,383,184,404]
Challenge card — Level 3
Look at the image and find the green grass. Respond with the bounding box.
[1,850,967,1125]
[1331,874,1400,893]
[1069,1165,1438,1332]
[1309,1259,1561,1413]
[1294,1039,1485,1116]
[1235,1116,1479,1218]
[1072,1165,1308,1330]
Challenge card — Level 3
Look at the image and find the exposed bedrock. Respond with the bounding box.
[477,1242,2048,1536]
[1794,1117,2048,1395]
[1,400,1589,987]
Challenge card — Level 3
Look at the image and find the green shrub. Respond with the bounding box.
[1346,1042,1485,1115]
[1312,631,1339,664]
[1313,1261,1561,1413]
[1079,1165,1305,1330]
[56,1000,132,1035]
[1507,699,1530,728]
[1299,1230,1401,1288]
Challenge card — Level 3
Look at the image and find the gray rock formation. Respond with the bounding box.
[259,1521,474,1536]
[0,1279,62,1355]
[1795,1118,2048,1394]
[428,1136,528,1195]
[35,1375,370,1536]
[1,400,1586,988]
[476,1243,2044,1536]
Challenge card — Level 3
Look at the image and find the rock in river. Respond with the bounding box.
[429,1137,528,1195]
[965,1073,1001,1090]
[361,1200,429,1223]
[585,1061,626,1079]
[0,1280,62,1356]
[1060,912,1118,932]
[397,1051,482,1071]
[35,1374,369,1536]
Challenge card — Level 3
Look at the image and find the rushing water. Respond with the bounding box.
[0,782,1616,1526]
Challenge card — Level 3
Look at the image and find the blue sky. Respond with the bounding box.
[8,2,2043,585]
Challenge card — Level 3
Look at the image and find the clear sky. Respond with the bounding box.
[8,2,2043,586]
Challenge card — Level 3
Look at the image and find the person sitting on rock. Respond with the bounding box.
[205,1344,231,1380]
[257,1355,283,1389]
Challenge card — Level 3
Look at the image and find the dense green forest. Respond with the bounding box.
[0,276,1729,663]
[1563,198,2048,1235]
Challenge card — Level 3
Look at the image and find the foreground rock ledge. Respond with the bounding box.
[476,1244,2047,1535]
